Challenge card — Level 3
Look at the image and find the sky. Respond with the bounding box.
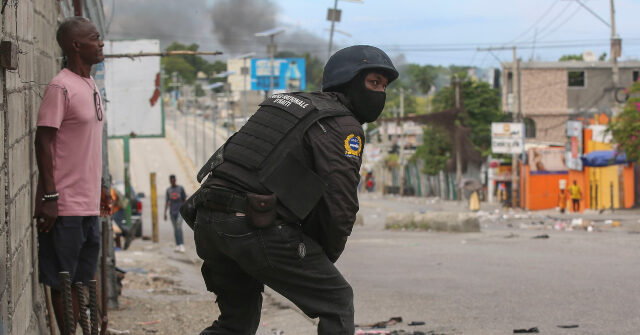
[112,0,640,67]
[271,0,640,67]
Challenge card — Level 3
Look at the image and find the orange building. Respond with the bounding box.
[520,123,634,211]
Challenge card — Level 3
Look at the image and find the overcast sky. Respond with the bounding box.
[136,0,640,67]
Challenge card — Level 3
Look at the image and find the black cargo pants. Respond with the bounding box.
[194,208,354,335]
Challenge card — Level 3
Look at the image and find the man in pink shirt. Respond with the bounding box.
[33,17,110,333]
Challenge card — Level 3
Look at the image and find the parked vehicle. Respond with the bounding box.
[113,181,145,237]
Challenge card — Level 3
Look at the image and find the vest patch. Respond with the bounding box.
[344,134,362,158]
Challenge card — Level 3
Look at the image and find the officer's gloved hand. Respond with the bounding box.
[180,188,202,230]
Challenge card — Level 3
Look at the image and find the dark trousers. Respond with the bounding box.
[572,199,580,212]
[194,208,354,335]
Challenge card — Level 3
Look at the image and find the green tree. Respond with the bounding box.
[411,126,451,174]
[162,42,225,92]
[559,54,584,61]
[405,64,438,94]
[430,80,503,154]
[411,78,503,173]
[599,52,607,61]
[608,81,640,161]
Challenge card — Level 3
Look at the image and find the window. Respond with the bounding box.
[524,118,536,139]
[506,72,513,94]
[633,70,639,82]
[568,71,585,87]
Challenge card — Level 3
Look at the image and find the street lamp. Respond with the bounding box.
[206,82,225,152]
[215,71,236,137]
[255,27,286,96]
[237,52,256,121]
[327,0,363,58]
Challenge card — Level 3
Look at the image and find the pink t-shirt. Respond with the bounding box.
[37,68,104,216]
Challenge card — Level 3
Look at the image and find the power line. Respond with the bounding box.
[540,4,583,40]
[505,0,560,45]
[536,1,574,37]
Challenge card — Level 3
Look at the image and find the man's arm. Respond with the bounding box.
[34,126,58,232]
[181,187,187,202]
[164,189,169,220]
[304,116,364,262]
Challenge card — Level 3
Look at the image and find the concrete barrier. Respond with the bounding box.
[385,212,480,232]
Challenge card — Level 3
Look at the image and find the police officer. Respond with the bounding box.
[182,45,398,335]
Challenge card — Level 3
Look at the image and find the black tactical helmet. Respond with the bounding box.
[322,45,399,92]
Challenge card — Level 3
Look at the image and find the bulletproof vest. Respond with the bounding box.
[197,92,353,220]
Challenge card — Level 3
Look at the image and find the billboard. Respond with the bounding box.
[491,122,524,154]
[104,39,163,137]
[251,58,306,91]
[529,147,567,173]
[565,120,583,170]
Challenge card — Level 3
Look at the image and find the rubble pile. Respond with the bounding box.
[385,212,480,232]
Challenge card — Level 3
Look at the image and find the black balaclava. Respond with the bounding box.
[344,71,386,124]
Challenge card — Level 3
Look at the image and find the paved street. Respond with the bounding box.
[108,119,640,335]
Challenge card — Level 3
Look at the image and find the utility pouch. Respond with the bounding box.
[180,187,203,230]
[246,193,277,228]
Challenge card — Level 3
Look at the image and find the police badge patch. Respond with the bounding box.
[344,134,362,158]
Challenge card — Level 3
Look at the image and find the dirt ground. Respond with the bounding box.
[106,240,316,335]
[106,242,216,334]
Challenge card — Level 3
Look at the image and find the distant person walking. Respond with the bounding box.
[33,17,109,333]
[164,175,187,252]
[558,186,567,214]
[568,180,582,212]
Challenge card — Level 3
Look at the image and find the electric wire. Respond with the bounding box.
[505,0,560,45]
[540,4,584,40]
[535,1,574,37]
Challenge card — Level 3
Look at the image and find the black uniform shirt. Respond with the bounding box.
[206,93,364,262]
[302,112,364,262]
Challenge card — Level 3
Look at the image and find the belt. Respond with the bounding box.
[201,186,247,213]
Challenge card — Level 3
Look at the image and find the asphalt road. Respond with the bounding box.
[110,118,640,334]
[341,195,640,334]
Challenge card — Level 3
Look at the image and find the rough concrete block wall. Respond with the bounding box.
[1,0,61,334]
[520,69,568,143]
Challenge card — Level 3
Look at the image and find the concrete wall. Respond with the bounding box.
[567,67,638,113]
[520,69,568,143]
[502,62,640,144]
[0,1,104,334]
[1,1,60,333]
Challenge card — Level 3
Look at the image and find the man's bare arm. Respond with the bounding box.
[35,126,57,193]
[34,126,58,232]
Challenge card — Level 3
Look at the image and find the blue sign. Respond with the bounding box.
[251,58,306,91]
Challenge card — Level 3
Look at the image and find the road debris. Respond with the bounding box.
[357,316,403,328]
[557,324,579,328]
[139,319,161,326]
[513,327,539,333]
[533,234,549,239]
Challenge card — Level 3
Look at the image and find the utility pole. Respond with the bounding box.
[512,46,521,209]
[328,0,339,58]
[169,72,181,130]
[398,88,406,196]
[477,45,522,208]
[202,107,206,164]
[193,95,197,166]
[255,28,285,97]
[610,0,620,115]
[571,0,621,114]
[453,76,463,201]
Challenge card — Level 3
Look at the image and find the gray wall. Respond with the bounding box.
[568,67,638,113]
[1,1,105,334]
